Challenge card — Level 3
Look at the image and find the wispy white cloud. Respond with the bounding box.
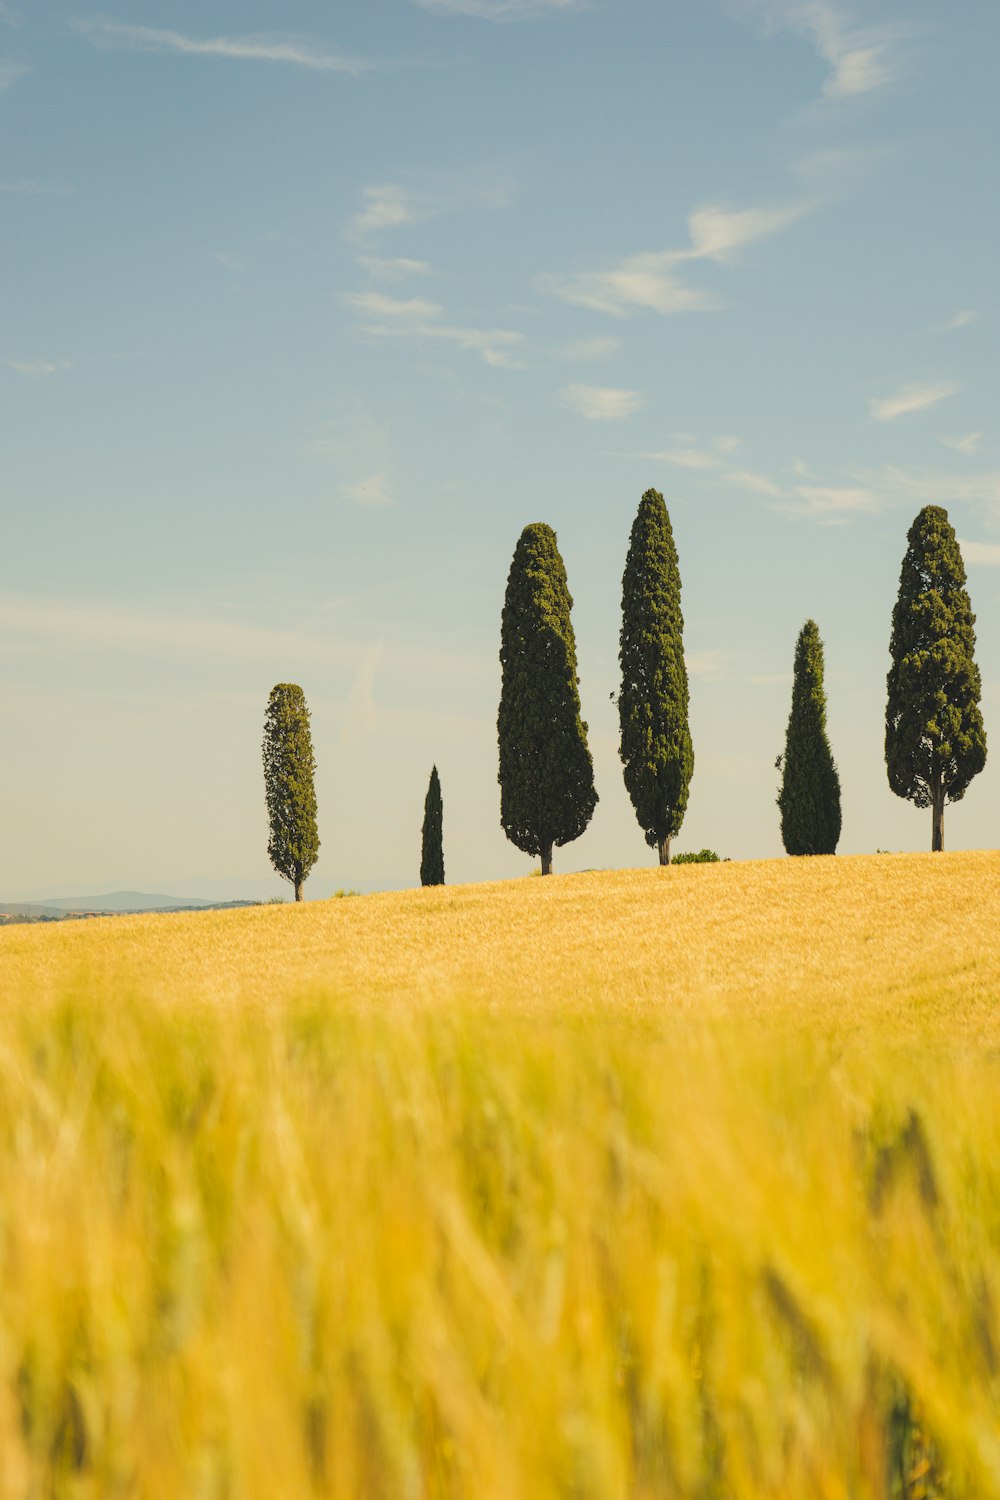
[538,199,806,317]
[340,647,382,748]
[685,650,732,678]
[682,202,806,262]
[341,473,393,508]
[723,468,784,498]
[939,432,983,457]
[749,672,793,686]
[0,60,25,88]
[761,2,904,99]
[74,19,371,73]
[414,0,581,18]
[857,463,1000,515]
[944,309,976,331]
[787,484,878,518]
[959,538,1000,567]
[349,173,514,239]
[359,255,430,281]
[8,358,71,378]
[561,384,642,421]
[869,381,957,422]
[351,184,424,236]
[642,445,721,470]
[346,290,524,367]
[554,335,620,361]
[539,254,713,318]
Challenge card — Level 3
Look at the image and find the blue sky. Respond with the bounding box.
[3,0,999,897]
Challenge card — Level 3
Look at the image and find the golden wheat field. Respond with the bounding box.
[2,851,1000,1498]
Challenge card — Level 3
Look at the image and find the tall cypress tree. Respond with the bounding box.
[262,683,320,901]
[886,505,986,850]
[619,489,693,865]
[777,619,841,856]
[420,765,445,887]
[498,522,597,875]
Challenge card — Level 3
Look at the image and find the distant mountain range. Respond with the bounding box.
[0,891,264,922]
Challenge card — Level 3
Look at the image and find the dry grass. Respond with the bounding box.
[1,852,999,1497]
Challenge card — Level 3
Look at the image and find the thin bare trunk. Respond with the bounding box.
[294,878,304,901]
[540,844,553,876]
[657,833,671,866]
[931,784,945,852]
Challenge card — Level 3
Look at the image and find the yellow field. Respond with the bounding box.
[2,852,999,1497]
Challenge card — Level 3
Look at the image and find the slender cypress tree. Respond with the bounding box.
[498,522,597,875]
[618,489,693,865]
[886,506,986,850]
[420,765,445,887]
[262,683,320,901]
[777,619,841,855]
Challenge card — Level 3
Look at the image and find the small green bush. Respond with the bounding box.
[672,849,725,864]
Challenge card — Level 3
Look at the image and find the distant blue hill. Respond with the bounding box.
[0,892,259,920]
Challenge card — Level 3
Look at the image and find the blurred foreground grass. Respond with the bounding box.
[2,853,1000,1496]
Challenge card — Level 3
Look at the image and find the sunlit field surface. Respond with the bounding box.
[2,852,999,1497]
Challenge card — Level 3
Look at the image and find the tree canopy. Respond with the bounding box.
[498,523,597,875]
[619,489,693,865]
[263,683,320,901]
[777,619,841,856]
[420,765,445,887]
[886,505,986,850]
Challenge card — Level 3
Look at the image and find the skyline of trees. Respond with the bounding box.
[264,501,991,889]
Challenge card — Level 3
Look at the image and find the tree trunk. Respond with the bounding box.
[657,834,672,866]
[931,784,945,852]
[294,878,304,901]
[540,843,553,876]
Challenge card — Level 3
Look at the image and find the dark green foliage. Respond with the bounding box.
[262,683,320,902]
[619,489,693,865]
[420,765,445,887]
[498,523,597,874]
[672,849,724,864]
[777,620,841,856]
[886,506,986,851]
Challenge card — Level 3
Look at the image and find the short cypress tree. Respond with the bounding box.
[886,506,986,850]
[498,523,597,875]
[420,765,445,887]
[262,683,320,901]
[619,489,693,865]
[777,620,841,855]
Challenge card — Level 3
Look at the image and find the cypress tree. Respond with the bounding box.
[498,522,597,875]
[886,505,986,851]
[420,765,445,887]
[262,683,320,901]
[618,489,693,865]
[777,620,841,855]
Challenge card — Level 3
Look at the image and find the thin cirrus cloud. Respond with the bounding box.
[939,432,983,457]
[0,60,25,89]
[358,256,430,281]
[944,309,976,331]
[869,382,958,423]
[346,290,525,368]
[413,0,580,17]
[348,175,514,239]
[341,473,393,509]
[958,539,1000,567]
[73,18,372,74]
[9,358,71,377]
[539,201,806,317]
[561,385,642,422]
[761,1,904,99]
